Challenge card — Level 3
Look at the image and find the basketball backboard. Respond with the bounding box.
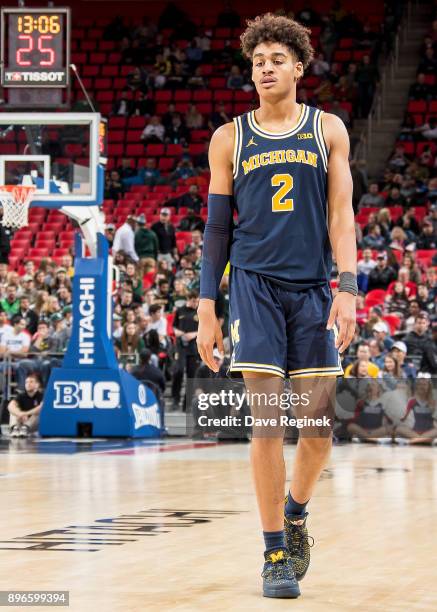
[0,113,105,207]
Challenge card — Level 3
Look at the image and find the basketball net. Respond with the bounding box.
[0,185,36,229]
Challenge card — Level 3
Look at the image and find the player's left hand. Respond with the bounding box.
[326,292,356,353]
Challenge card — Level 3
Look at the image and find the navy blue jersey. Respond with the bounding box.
[231,103,331,290]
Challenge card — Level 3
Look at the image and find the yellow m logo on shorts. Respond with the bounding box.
[231,319,240,344]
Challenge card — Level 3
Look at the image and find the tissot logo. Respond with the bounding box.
[5,71,66,83]
[54,381,121,409]
[132,402,161,429]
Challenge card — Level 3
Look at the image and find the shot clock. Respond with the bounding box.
[1,8,71,87]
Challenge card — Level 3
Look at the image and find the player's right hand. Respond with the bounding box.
[197,302,224,372]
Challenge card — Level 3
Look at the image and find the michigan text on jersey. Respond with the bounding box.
[242,149,318,176]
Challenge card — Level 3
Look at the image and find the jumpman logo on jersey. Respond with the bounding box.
[246,137,258,147]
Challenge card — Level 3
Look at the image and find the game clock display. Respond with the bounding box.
[1,8,71,87]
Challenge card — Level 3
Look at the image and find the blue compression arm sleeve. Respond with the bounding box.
[200,193,234,300]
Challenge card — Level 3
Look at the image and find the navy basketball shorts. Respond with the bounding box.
[228,266,343,379]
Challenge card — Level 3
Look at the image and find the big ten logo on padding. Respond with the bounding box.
[54,381,120,409]
[231,319,240,344]
[78,277,96,365]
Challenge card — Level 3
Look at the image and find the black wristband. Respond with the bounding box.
[338,272,358,296]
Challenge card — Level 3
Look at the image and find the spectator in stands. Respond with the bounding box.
[408,73,433,100]
[417,219,437,249]
[297,1,321,26]
[0,284,19,316]
[362,224,386,250]
[136,158,165,188]
[105,170,124,201]
[312,52,330,77]
[145,303,168,350]
[395,375,437,443]
[130,348,166,392]
[358,182,385,208]
[345,359,373,379]
[416,116,437,140]
[227,65,245,89]
[319,15,337,62]
[17,295,38,335]
[112,90,134,117]
[369,338,386,369]
[385,186,407,208]
[385,281,409,317]
[178,208,205,232]
[17,319,59,388]
[389,226,408,251]
[168,278,188,311]
[115,322,145,362]
[170,159,197,183]
[372,321,393,351]
[417,47,437,75]
[118,158,137,181]
[134,214,159,273]
[0,310,12,345]
[399,113,416,141]
[388,146,409,173]
[194,141,210,172]
[140,116,165,144]
[126,67,147,93]
[123,263,143,301]
[391,340,417,380]
[377,353,402,390]
[187,66,207,89]
[171,290,200,408]
[0,314,30,384]
[186,40,203,68]
[330,100,351,128]
[163,114,187,145]
[208,101,231,131]
[133,91,154,118]
[344,343,380,377]
[8,372,43,438]
[404,313,436,374]
[367,252,397,290]
[167,62,188,90]
[154,279,172,312]
[105,224,115,248]
[171,184,203,213]
[416,284,434,317]
[112,215,139,263]
[151,208,177,265]
[395,206,420,236]
[185,104,204,130]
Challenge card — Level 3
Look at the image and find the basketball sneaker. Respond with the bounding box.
[19,425,30,438]
[284,504,314,581]
[262,548,300,598]
[10,425,20,438]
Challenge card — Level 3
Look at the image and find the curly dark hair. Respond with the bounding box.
[240,13,314,70]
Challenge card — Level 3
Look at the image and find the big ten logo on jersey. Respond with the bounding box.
[231,319,240,344]
[297,132,313,139]
[54,381,121,409]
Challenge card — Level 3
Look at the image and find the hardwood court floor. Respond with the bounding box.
[0,438,436,612]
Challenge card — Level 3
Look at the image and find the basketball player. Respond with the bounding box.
[197,14,357,598]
